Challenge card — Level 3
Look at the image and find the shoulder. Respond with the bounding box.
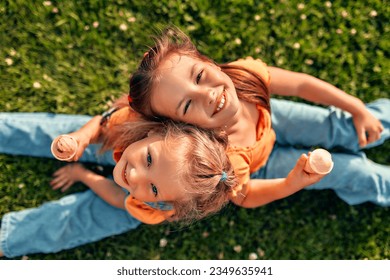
[105,106,139,127]
[228,57,271,85]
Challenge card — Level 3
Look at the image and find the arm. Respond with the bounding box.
[268,66,384,147]
[231,154,325,208]
[51,164,126,209]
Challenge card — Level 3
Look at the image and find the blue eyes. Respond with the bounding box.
[147,152,152,167]
[152,184,158,197]
[147,151,158,197]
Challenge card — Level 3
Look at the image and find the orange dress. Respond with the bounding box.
[226,58,276,198]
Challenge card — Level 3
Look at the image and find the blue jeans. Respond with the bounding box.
[1,99,389,257]
[0,113,137,258]
[251,98,390,206]
[0,113,115,165]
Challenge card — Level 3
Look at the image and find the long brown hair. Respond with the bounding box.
[101,118,237,223]
[129,26,270,121]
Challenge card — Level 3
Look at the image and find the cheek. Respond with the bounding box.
[112,165,121,184]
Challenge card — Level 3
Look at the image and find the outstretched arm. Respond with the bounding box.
[268,67,384,147]
[51,164,126,209]
[231,154,325,208]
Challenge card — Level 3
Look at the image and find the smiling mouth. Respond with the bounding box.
[212,90,227,116]
[122,163,129,185]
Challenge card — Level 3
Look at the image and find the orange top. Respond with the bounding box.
[226,57,276,197]
[106,106,175,225]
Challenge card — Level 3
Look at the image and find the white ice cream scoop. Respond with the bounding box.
[304,148,334,174]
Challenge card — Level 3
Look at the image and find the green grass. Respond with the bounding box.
[0,0,389,259]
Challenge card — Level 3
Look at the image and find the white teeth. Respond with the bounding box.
[216,94,225,112]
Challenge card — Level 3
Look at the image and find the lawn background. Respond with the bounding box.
[0,0,389,260]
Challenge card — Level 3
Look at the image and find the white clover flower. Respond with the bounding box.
[325,1,332,8]
[202,231,209,238]
[293,42,301,49]
[257,248,265,257]
[233,245,242,253]
[43,1,52,6]
[33,82,42,89]
[9,49,17,56]
[297,3,305,10]
[254,14,261,21]
[119,23,128,31]
[350,28,357,35]
[305,59,314,65]
[5,58,13,66]
[93,21,99,28]
[84,25,90,30]
[255,47,261,54]
[127,17,136,23]
[341,10,348,18]
[52,7,58,13]
[277,58,285,65]
[18,183,25,189]
[159,238,167,248]
[43,74,53,81]
[235,38,242,45]
[300,14,307,20]
[336,28,343,34]
[369,10,378,17]
[249,252,258,260]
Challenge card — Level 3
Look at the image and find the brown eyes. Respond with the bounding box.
[196,70,204,84]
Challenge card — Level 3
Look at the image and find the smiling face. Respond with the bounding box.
[150,54,240,129]
[113,134,185,203]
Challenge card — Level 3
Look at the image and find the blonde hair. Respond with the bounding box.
[101,118,237,223]
[129,26,270,121]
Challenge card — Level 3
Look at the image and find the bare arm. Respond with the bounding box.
[51,164,126,209]
[231,154,325,208]
[268,66,384,147]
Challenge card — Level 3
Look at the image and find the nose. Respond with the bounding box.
[128,167,146,187]
[206,88,216,105]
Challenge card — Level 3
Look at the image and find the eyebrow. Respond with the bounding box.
[175,63,198,116]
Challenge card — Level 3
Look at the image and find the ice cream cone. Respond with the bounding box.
[304,148,334,174]
[51,135,78,161]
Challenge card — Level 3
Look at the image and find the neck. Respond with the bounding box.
[224,99,258,136]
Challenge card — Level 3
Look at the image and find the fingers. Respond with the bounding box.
[51,164,76,191]
[366,125,384,145]
[356,126,367,147]
[293,154,308,171]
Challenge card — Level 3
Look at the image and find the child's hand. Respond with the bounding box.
[50,163,88,192]
[352,108,384,147]
[66,132,90,161]
[285,154,327,190]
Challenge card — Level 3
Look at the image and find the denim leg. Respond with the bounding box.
[0,112,115,165]
[270,98,390,152]
[0,190,141,258]
[251,144,390,206]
